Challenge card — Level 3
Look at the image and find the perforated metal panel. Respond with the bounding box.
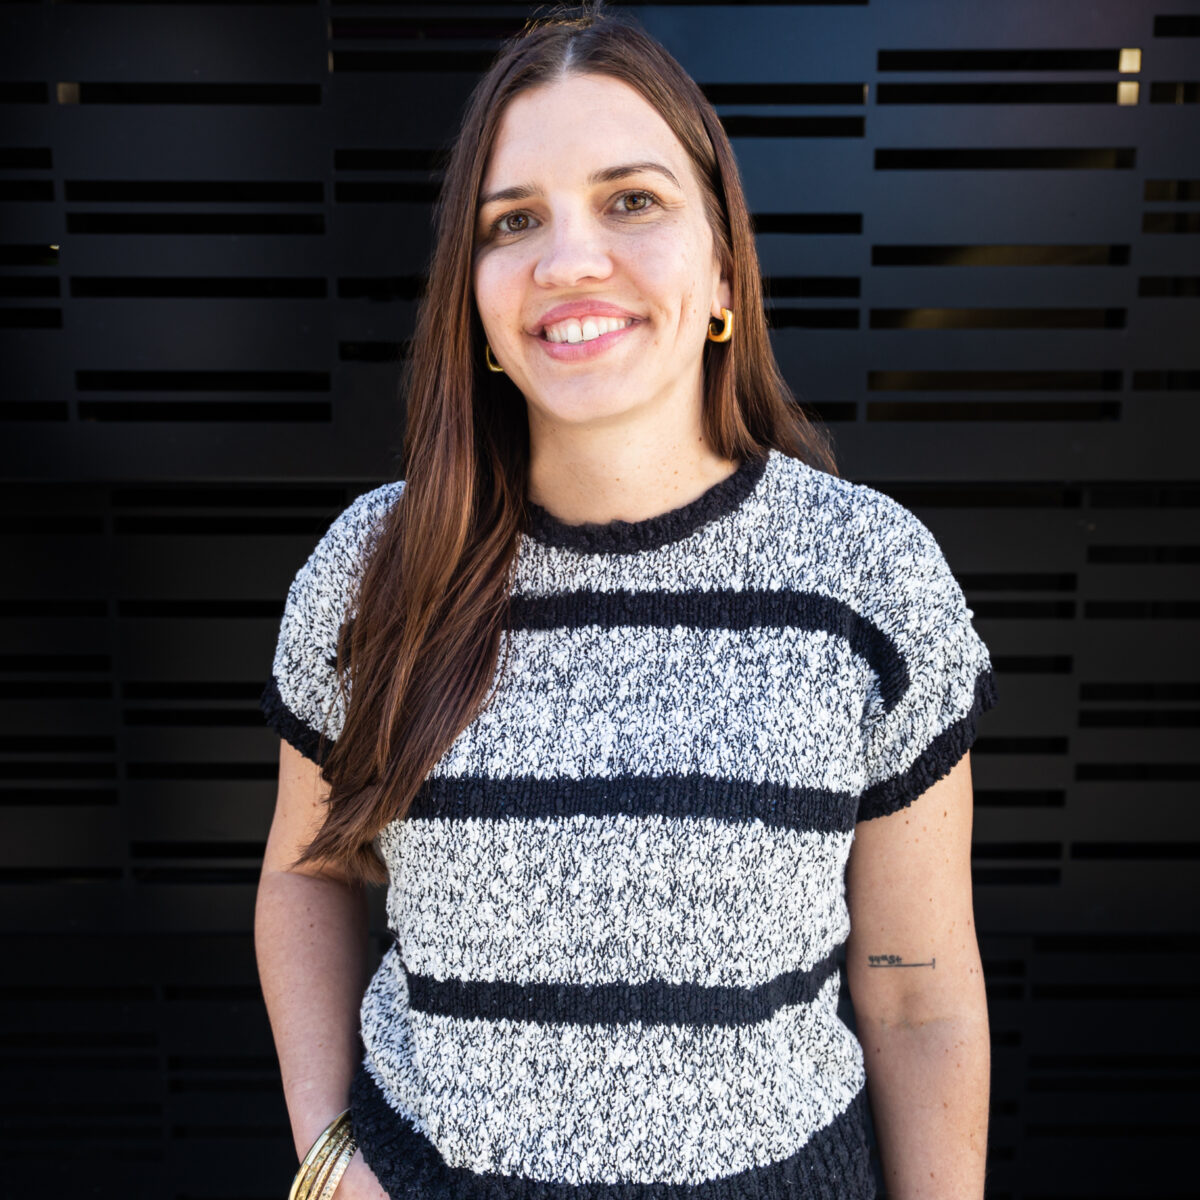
[1,2,1197,1196]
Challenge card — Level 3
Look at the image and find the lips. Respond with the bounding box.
[531,299,640,336]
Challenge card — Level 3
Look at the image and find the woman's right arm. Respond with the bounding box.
[254,738,389,1199]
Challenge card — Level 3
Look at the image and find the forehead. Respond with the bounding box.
[481,73,696,192]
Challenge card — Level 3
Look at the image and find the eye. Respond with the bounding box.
[493,211,535,236]
[615,190,658,214]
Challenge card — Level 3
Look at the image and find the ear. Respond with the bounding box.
[711,260,733,320]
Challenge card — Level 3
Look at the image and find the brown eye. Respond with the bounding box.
[498,212,531,234]
[617,191,657,214]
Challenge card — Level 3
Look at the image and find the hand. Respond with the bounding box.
[332,1150,390,1199]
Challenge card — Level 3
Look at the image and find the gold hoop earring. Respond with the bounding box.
[707,307,733,344]
[485,344,504,373]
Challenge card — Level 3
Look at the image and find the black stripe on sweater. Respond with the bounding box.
[399,949,840,1028]
[412,772,859,834]
[350,1065,875,1200]
[508,589,909,713]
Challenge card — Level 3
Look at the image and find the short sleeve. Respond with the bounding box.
[854,497,999,822]
[259,481,405,765]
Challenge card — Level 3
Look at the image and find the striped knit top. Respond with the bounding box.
[260,447,998,1200]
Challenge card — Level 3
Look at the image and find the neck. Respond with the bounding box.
[526,412,740,528]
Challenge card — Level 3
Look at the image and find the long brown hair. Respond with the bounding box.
[300,2,840,880]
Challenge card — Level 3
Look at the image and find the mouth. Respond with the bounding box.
[539,315,636,344]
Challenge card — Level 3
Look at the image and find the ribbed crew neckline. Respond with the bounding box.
[522,450,772,556]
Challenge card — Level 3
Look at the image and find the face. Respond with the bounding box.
[472,73,731,435]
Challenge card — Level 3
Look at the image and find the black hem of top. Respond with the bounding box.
[259,675,328,766]
[856,665,999,822]
[523,451,770,556]
[350,1061,875,1200]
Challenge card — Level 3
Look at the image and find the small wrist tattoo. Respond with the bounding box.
[867,954,936,969]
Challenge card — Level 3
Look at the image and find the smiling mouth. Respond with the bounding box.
[541,316,635,344]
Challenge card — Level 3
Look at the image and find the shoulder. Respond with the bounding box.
[770,451,932,538]
[757,451,946,598]
[284,480,407,629]
[840,478,952,597]
[305,480,406,579]
[263,481,405,759]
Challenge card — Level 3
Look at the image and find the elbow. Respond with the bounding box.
[849,970,990,1035]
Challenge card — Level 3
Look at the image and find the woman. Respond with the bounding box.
[256,7,997,1199]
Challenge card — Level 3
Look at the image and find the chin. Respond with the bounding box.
[542,400,641,428]
[527,382,645,426]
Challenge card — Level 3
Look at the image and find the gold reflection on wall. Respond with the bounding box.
[1118,81,1140,106]
[1119,48,1142,73]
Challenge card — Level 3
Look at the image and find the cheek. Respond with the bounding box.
[641,230,715,312]
[629,242,705,316]
[472,262,514,332]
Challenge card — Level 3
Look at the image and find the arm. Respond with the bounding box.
[845,750,989,1199]
[254,738,388,1199]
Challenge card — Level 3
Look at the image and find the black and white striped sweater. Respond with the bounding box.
[260,448,998,1200]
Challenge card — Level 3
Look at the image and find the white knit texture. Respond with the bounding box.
[265,448,996,1193]
[381,815,852,986]
[430,625,875,791]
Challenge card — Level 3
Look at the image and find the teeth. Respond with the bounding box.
[543,316,632,344]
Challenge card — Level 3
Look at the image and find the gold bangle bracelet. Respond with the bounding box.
[293,1128,349,1200]
[289,1110,352,1200]
[316,1134,358,1200]
[308,1124,355,1200]
[294,1129,340,1200]
[292,1116,352,1200]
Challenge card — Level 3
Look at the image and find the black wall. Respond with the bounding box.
[1,2,1197,1197]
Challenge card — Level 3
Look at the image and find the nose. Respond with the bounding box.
[532,210,613,289]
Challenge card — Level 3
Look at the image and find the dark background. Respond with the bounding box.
[1,1,1198,1196]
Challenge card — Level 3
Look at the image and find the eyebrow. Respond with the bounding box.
[478,160,682,209]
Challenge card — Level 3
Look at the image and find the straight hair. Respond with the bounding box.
[301,3,839,880]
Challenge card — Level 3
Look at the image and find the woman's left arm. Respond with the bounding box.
[845,749,990,1199]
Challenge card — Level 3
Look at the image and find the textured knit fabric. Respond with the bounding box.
[260,448,999,1200]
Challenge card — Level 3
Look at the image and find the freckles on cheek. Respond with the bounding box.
[476,267,518,328]
[680,284,702,330]
[473,291,503,337]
